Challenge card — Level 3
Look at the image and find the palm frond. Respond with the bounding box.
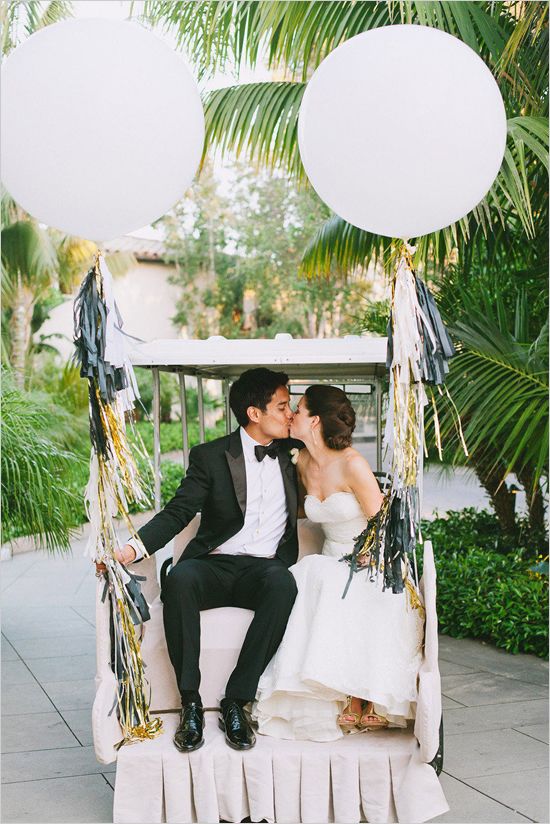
[1,220,57,302]
[432,313,548,489]
[496,0,549,112]
[142,1,395,81]
[203,81,305,175]
[299,115,548,274]
[142,1,526,91]
[2,1,73,56]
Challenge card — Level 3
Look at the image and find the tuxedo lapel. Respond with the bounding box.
[277,446,298,528]
[225,428,246,517]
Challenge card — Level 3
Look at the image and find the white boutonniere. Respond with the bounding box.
[289,447,299,465]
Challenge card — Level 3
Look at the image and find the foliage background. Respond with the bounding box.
[1,1,547,655]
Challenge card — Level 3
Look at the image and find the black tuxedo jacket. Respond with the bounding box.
[137,429,303,568]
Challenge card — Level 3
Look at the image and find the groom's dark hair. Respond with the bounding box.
[230,367,289,427]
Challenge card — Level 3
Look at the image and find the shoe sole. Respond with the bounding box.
[218,718,256,750]
[173,736,205,753]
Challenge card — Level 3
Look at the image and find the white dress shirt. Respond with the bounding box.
[211,427,287,558]
[127,427,288,561]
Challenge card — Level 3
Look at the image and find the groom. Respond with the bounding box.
[115,368,301,752]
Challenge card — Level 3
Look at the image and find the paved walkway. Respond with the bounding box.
[1,539,548,824]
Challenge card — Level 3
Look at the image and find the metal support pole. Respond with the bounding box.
[197,376,206,444]
[152,367,161,512]
[376,377,383,473]
[178,372,190,471]
[224,378,232,435]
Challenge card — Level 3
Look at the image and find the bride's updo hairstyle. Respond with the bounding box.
[304,385,356,450]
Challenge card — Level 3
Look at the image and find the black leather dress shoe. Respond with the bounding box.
[218,701,256,750]
[174,702,204,752]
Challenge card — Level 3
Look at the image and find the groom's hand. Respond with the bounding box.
[94,544,137,573]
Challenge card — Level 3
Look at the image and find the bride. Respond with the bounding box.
[252,384,424,743]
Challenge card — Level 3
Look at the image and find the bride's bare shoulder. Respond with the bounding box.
[342,447,367,464]
[342,449,374,476]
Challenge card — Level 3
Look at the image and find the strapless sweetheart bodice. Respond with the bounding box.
[304,492,369,558]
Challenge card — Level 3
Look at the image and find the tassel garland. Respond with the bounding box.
[74,252,162,748]
[343,241,459,610]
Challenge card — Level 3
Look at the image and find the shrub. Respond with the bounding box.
[134,368,223,423]
[131,419,226,456]
[160,460,184,505]
[428,546,548,658]
[418,510,548,658]
[1,371,87,550]
[422,507,546,560]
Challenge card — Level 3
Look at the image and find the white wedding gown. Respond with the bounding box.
[253,492,424,742]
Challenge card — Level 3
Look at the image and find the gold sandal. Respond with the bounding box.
[359,701,389,730]
[337,696,361,729]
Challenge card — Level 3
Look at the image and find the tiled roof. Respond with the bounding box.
[103,235,168,261]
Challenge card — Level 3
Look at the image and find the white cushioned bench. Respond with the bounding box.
[93,518,448,823]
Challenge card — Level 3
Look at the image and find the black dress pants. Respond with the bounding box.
[161,554,298,703]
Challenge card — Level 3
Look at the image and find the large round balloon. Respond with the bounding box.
[1,19,204,241]
[298,25,507,239]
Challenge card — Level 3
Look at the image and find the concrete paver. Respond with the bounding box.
[442,728,549,780]
[1,775,114,823]
[433,773,532,823]
[58,710,95,747]
[440,672,547,706]
[1,681,56,716]
[439,636,549,688]
[1,544,548,823]
[25,654,97,683]
[1,745,115,784]
[9,636,96,660]
[465,769,549,823]
[514,724,549,744]
[2,712,81,753]
[444,700,549,736]
[39,679,97,712]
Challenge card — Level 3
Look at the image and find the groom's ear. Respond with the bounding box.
[246,405,261,424]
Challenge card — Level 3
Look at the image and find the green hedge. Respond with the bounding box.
[132,419,226,455]
[421,509,548,658]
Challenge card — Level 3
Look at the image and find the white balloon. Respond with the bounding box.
[1,19,204,242]
[298,25,507,239]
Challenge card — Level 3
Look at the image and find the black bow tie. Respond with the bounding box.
[254,442,279,462]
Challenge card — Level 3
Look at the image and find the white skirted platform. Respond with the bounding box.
[114,713,447,824]
[93,518,449,823]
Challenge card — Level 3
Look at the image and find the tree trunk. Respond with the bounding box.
[307,310,317,338]
[516,466,547,535]
[10,274,35,389]
[317,312,327,338]
[469,449,518,536]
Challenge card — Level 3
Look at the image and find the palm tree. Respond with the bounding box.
[1,206,133,387]
[141,0,548,272]
[428,241,548,535]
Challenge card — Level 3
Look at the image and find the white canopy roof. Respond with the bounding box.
[127,333,388,380]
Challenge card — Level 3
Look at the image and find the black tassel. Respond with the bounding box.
[73,264,128,406]
[415,276,456,386]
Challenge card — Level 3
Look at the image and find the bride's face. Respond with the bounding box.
[290,396,314,440]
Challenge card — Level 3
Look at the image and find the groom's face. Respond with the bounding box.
[254,386,293,440]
